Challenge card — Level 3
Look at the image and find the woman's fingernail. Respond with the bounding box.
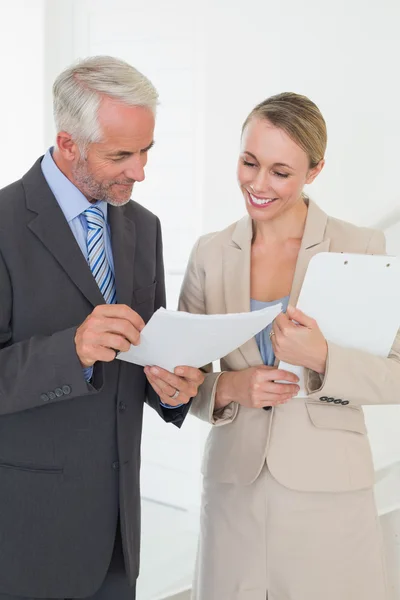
[175,367,184,376]
[150,367,159,375]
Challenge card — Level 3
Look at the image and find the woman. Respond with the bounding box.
[179,93,400,599]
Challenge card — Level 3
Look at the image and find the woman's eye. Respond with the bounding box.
[274,172,289,178]
[243,160,257,167]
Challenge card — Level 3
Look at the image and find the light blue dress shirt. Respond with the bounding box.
[251,296,290,365]
[41,148,178,408]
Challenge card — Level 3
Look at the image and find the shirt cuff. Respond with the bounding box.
[83,366,93,382]
[160,401,184,409]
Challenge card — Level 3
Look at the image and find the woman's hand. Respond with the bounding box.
[271,305,327,374]
[215,366,300,411]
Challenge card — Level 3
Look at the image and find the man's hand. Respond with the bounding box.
[75,304,145,368]
[144,365,205,407]
[271,305,328,374]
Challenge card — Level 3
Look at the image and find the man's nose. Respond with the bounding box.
[124,156,145,183]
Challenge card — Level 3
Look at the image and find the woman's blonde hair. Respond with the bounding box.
[242,92,327,168]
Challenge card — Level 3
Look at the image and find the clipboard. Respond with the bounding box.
[278,252,400,397]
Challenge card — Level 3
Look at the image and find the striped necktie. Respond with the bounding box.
[83,206,117,304]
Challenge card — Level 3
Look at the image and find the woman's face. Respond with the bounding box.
[237,117,323,222]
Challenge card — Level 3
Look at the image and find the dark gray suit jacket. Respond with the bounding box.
[0,158,190,598]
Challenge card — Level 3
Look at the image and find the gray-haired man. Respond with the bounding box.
[0,56,203,599]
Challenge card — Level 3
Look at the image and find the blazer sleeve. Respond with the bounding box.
[0,248,103,416]
[306,229,400,406]
[178,238,238,425]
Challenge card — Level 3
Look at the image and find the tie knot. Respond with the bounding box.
[83,206,105,230]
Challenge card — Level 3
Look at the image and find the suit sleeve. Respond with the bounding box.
[306,229,400,406]
[178,238,238,426]
[145,217,191,427]
[0,248,103,416]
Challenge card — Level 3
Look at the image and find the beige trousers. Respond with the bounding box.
[192,465,388,600]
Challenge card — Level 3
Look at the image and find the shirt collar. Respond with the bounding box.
[41,147,108,223]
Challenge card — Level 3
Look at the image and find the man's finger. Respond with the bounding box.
[145,373,188,407]
[145,366,188,395]
[103,318,141,346]
[174,366,204,383]
[146,372,177,398]
[94,304,146,332]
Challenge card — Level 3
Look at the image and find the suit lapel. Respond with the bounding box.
[108,205,136,306]
[24,160,105,307]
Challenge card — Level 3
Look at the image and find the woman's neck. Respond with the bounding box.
[253,197,308,246]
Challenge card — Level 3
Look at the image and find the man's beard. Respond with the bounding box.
[72,158,133,206]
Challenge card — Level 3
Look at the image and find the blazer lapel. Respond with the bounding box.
[24,161,105,307]
[108,205,136,307]
[288,199,331,307]
[223,216,264,367]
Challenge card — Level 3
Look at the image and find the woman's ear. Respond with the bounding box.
[306,158,325,185]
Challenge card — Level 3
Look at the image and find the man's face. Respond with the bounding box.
[72,99,155,206]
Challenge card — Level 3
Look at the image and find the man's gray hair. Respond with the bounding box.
[53,55,158,149]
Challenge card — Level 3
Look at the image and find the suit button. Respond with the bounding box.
[48,391,56,401]
[55,388,64,398]
[333,399,342,404]
[319,396,328,401]
[112,461,120,471]
[118,402,127,413]
[62,385,71,395]
[40,393,49,402]
[342,400,350,405]
[327,397,334,403]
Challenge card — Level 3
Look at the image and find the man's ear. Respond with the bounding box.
[56,132,79,162]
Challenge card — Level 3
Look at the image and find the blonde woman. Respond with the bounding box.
[178,93,400,600]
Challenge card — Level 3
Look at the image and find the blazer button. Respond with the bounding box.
[40,393,49,402]
[112,461,120,471]
[327,397,334,403]
[319,396,328,401]
[342,400,350,405]
[333,399,342,404]
[118,402,127,412]
[48,391,56,401]
[55,388,64,398]
[62,385,71,395]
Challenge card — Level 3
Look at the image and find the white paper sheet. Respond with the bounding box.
[117,304,282,372]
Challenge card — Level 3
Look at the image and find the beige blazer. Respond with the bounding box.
[179,200,400,493]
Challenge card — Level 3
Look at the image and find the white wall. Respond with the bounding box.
[0,0,45,188]
[201,0,400,233]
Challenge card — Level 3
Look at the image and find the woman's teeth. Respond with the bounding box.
[249,193,276,206]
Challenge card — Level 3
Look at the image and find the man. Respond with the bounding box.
[0,56,203,600]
